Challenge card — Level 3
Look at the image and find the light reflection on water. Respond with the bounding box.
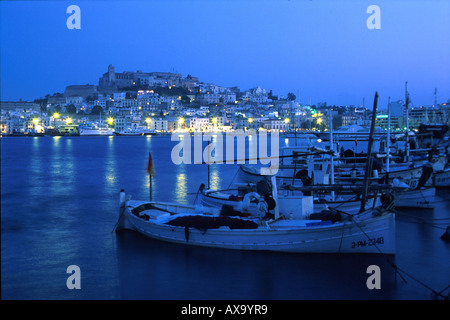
[209,165,220,191]
[175,171,187,203]
[29,137,44,195]
[105,136,117,188]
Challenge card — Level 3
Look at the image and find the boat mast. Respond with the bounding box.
[405,82,410,163]
[294,101,297,147]
[271,175,280,220]
[329,107,335,201]
[386,97,391,175]
[207,140,211,189]
[360,92,378,213]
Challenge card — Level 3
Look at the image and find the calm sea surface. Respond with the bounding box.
[1,135,449,300]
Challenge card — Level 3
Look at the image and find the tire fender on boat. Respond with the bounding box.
[239,192,260,211]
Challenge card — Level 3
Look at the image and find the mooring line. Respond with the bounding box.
[343,209,448,299]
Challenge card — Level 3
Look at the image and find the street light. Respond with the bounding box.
[317,117,323,131]
[53,112,60,119]
[107,117,114,125]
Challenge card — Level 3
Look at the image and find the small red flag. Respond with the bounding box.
[147,152,155,176]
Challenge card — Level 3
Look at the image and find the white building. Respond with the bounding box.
[147,118,168,132]
[197,92,237,105]
[114,115,141,132]
[264,119,287,131]
[188,117,210,132]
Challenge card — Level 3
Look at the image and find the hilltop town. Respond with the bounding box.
[1,64,449,136]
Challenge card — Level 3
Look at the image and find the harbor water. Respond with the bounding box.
[1,135,449,300]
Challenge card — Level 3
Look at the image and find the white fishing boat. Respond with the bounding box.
[197,184,263,217]
[198,180,382,217]
[79,123,113,136]
[115,177,396,254]
[238,144,337,188]
[114,128,144,136]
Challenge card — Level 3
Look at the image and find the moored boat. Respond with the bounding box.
[393,186,436,209]
[79,123,113,136]
[114,129,144,136]
[115,175,396,254]
[115,196,395,254]
[431,168,450,187]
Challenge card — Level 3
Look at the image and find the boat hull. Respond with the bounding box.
[394,187,436,209]
[118,201,395,254]
[114,132,144,136]
[79,129,113,136]
[238,165,272,184]
[430,169,450,188]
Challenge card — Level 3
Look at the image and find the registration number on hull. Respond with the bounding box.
[351,236,384,248]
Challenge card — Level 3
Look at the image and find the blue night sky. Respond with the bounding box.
[1,0,449,107]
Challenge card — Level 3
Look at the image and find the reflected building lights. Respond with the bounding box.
[174,173,187,204]
[105,135,117,188]
[209,165,220,191]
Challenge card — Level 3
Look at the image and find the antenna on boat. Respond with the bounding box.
[386,97,391,178]
[329,107,335,201]
[405,82,410,163]
[360,91,378,213]
[207,140,211,189]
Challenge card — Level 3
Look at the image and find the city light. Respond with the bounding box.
[53,113,60,119]
[145,118,152,123]
[65,117,72,124]
[107,117,114,125]
[33,118,39,125]
[178,117,184,124]
[211,117,218,124]
[248,118,253,123]
[284,118,290,123]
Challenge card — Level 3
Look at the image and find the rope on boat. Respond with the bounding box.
[417,188,432,206]
[227,169,240,189]
[341,209,449,300]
